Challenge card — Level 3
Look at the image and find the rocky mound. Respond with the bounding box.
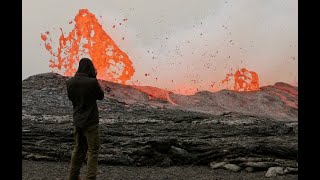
[23,72,297,120]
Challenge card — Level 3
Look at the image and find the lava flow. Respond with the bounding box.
[221,68,260,91]
[41,9,134,84]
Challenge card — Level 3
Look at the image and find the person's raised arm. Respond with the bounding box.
[94,79,104,100]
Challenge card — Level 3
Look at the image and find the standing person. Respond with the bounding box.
[66,58,104,180]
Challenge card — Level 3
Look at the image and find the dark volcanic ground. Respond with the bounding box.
[22,73,298,179]
[23,160,297,180]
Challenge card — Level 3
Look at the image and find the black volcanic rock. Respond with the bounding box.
[22,73,298,170]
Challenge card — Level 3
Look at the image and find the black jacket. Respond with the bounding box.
[66,59,104,129]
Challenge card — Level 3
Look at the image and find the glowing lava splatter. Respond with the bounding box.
[171,86,198,95]
[221,68,260,91]
[41,9,134,84]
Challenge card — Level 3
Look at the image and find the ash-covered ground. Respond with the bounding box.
[22,73,298,179]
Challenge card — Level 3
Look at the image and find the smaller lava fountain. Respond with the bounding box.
[221,68,260,91]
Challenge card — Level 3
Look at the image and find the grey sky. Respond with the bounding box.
[23,0,298,92]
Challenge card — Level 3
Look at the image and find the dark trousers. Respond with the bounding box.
[68,124,100,180]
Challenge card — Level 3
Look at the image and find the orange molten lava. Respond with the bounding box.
[132,85,177,105]
[41,9,135,84]
[221,68,260,91]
